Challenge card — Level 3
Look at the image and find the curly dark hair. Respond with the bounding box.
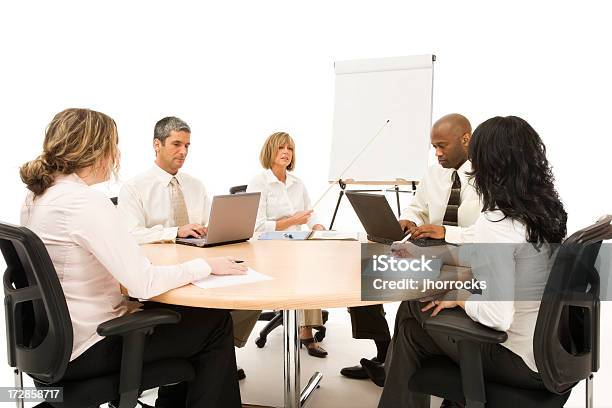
[468,116,567,243]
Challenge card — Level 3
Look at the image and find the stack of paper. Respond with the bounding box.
[192,268,273,289]
[308,231,359,241]
[258,231,312,240]
[257,230,359,241]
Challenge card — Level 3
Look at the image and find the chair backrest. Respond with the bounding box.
[1,222,73,384]
[534,215,612,394]
[229,185,247,195]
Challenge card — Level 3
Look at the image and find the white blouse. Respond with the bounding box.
[246,169,322,232]
[464,210,552,372]
[20,174,211,361]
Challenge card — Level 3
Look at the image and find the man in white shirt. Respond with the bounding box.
[118,118,211,244]
[398,113,480,243]
[118,116,260,379]
[343,114,481,395]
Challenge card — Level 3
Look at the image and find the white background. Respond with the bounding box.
[0,1,610,406]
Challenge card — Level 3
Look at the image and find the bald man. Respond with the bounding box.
[399,113,480,242]
[342,114,482,393]
[375,114,483,408]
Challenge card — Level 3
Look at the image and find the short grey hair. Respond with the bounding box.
[154,116,191,144]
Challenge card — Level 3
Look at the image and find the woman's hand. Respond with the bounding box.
[206,256,248,275]
[312,224,325,231]
[420,289,470,317]
[290,210,313,226]
[275,210,314,230]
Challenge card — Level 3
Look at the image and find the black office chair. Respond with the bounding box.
[1,221,196,408]
[228,185,329,347]
[228,185,248,195]
[407,216,612,408]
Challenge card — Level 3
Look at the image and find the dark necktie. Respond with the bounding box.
[442,171,461,227]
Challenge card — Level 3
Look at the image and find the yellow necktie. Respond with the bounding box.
[170,177,189,227]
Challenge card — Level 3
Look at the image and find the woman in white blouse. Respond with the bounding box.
[19,108,245,407]
[379,116,568,407]
[247,132,328,357]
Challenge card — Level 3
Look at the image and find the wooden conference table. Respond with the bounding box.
[141,238,377,408]
[141,238,470,408]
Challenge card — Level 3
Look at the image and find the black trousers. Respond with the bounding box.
[348,304,391,341]
[379,301,545,407]
[62,302,241,408]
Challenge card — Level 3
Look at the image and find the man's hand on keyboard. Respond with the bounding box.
[399,219,417,234]
[411,224,446,240]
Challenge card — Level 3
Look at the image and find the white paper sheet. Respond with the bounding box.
[309,231,359,241]
[192,268,273,289]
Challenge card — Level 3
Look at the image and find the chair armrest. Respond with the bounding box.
[95,309,181,407]
[97,309,181,337]
[423,308,508,344]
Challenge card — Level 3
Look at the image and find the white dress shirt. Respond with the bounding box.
[400,160,481,244]
[118,164,211,244]
[246,169,322,232]
[463,210,551,372]
[21,174,211,361]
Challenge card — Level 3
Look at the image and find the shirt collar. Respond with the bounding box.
[150,163,184,186]
[456,160,473,180]
[55,173,88,186]
[264,168,296,188]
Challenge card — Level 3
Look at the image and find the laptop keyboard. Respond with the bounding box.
[409,238,447,247]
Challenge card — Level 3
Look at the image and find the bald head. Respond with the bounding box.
[431,113,472,169]
[433,113,472,138]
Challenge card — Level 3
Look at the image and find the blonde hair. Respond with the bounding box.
[259,131,296,171]
[20,108,120,196]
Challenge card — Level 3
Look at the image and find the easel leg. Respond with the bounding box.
[329,180,346,230]
[394,185,401,217]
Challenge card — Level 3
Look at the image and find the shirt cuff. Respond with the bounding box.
[163,227,179,242]
[264,220,277,232]
[464,294,482,322]
[181,258,212,281]
[444,226,462,244]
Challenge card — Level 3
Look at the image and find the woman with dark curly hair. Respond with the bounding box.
[468,116,567,244]
[379,116,567,408]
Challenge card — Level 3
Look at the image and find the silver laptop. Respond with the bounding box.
[176,192,261,247]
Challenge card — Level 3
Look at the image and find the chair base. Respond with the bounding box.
[255,310,329,348]
[34,358,194,408]
[408,357,571,408]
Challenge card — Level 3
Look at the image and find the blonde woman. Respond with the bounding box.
[19,108,244,407]
[247,132,327,358]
